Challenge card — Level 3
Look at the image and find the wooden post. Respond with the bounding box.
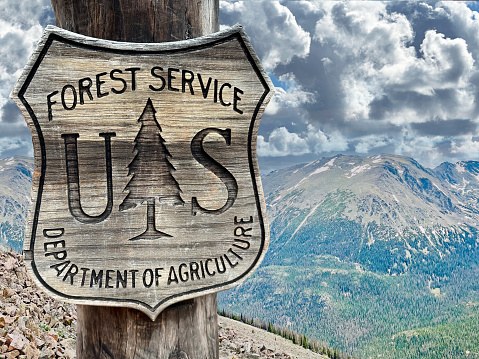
[50,0,219,42]
[49,1,220,358]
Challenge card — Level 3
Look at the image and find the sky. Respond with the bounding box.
[1,1,479,173]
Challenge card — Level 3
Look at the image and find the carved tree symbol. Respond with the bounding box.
[120,98,184,240]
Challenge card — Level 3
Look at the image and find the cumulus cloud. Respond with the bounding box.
[220,0,311,70]
[355,135,392,154]
[451,136,479,159]
[258,124,348,157]
[219,1,479,169]
[265,73,315,115]
[313,2,477,125]
[411,118,478,136]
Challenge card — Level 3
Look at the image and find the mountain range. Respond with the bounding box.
[2,154,479,358]
[262,154,479,275]
[0,157,33,252]
[219,154,479,358]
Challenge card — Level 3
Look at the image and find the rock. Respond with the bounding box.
[47,333,58,342]
[5,305,17,317]
[63,348,75,359]
[10,284,22,294]
[3,289,15,299]
[59,338,74,351]
[54,348,63,357]
[24,343,40,359]
[5,350,20,359]
[7,329,27,351]
[42,333,57,349]
[4,257,17,271]
[34,337,44,349]
[17,317,29,332]
[242,341,251,353]
[38,347,55,359]
[226,341,239,352]
[4,317,16,325]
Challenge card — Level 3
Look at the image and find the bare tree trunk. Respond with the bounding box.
[49,1,220,357]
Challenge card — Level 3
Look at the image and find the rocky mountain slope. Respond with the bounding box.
[219,317,328,359]
[0,158,33,252]
[0,245,76,358]
[262,154,479,275]
[0,245,325,359]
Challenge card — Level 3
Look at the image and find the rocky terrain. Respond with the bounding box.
[0,246,76,359]
[0,245,323,359]
[218,317,327,359]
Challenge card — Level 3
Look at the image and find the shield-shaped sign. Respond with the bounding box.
[11,25,273,319]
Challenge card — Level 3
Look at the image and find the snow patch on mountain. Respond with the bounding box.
[372,155,382,163]
[292,203,321,238]
[347,164,371,178]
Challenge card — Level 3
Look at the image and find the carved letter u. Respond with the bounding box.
[62,132,116,224]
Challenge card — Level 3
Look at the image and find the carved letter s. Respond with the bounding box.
[190,128,238,215]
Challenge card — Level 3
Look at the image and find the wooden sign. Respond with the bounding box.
[11,24,273,319]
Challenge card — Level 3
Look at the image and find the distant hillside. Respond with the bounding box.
[0,157,33,252]
[219,154,479,358]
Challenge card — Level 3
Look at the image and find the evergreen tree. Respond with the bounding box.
[120,98,184,240]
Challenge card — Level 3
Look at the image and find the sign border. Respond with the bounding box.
[11,24,274,319]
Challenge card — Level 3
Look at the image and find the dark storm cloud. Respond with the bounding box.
[369,96,393,121]
[386,1,456,55]
[1,101,22,124]
[411,119,478,136]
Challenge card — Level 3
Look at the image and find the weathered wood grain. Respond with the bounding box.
[51,0,219,42]
[12,23,272,319]
[76,294,218,358]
